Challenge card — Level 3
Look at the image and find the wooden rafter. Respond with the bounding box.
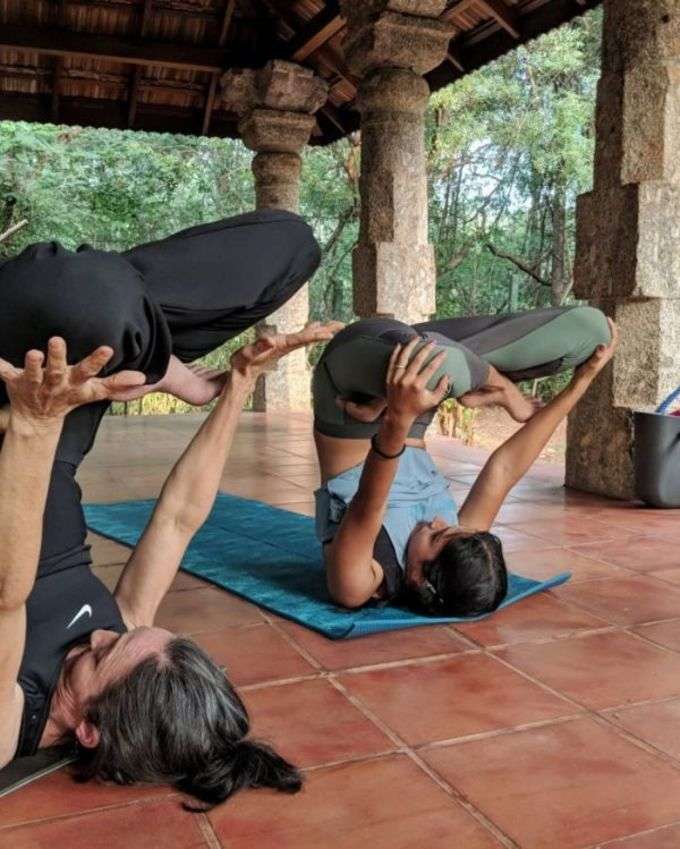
[446,46,465,72]
[127,0,155,128]
[218,0,237,47]
[50,1,67,123]
[51,58,65,122]
[442,0,480,21]
[265,1,354,101]
[443,0,519,39]
[477,0,520,39]
[201,72,219,135]
[49,0,222,20]
[285,1,343,63]
[0,24,229,73]
[203,0,237,136]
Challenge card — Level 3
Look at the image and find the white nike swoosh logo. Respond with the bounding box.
[67,604,93,630]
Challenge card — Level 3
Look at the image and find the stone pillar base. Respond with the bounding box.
[252,349,311,412]
[565,375,635,500]
[251,285,311,413]
[566,296,680,500]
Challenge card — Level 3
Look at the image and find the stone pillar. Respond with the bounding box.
[340,1,455,322]
[221,61,328,412]
[566,0,680,498]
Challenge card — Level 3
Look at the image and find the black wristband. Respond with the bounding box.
[371,433,406,460]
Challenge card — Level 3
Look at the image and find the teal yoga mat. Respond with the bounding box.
[84,493,570,640]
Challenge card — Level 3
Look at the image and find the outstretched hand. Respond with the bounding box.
[0,337,146,426]
[383,338,451,426]
[229,321,344,386]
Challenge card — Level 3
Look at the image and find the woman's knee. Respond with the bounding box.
[558,305,611,368]
[281,215,322,281]
[0,244,170,377]
[568,305,611,347]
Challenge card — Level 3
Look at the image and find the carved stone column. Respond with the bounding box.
[221,61,328,411]
[566,0,680,498]
[340,1,455,321]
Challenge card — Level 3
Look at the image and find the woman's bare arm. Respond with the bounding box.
[458,319,618,532]
[0,412,63,766]
[112,371,252,627]
[326,340,450,608]
[113,323,342,628]
[0,341,146,764]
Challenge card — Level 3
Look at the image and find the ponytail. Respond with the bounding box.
[179,739,303,810]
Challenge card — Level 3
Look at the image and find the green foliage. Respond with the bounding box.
[0,126,254,254]
[0,10,602,408]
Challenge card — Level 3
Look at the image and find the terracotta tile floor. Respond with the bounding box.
[5,412,680,849]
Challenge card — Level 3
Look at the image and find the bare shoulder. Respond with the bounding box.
[0,683,25,769]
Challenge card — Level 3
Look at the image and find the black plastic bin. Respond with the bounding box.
[634,410,680,507]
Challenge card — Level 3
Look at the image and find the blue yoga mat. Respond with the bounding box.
[84,493,571,640]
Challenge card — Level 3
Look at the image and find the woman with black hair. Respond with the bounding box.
[0,209,336,807]
[0,325,338,807]
[313,308,618,617]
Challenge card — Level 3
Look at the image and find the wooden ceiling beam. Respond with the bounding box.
[50,1,67,123]
[477,0,520,39]
[285,2,343,63]
[446,45,465,72]
[201,72,219,134]
[56,0,222,21]
[203,0,236,135]
[0,24,230,73]
[218,0,238,47]
[0,91,242,138]
[127,0,155,128]
[441,0,479,21]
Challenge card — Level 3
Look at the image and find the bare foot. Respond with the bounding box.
[143,355,228,406]
[459,368,542,424]
[501,385,542,423]
[171,362,229,405]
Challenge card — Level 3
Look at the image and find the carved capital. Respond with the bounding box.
[221,60,328,116]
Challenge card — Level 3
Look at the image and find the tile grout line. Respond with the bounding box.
[196,812,223,849]
[236,625,680,755]
[327,677,521,849]
[324,647,482,676]
[400,748,522,849]
[540,589,680,626]
[581,814,680,849]
[0,791,177,832]
[415,713,583,752]
[488,648,680,774]
[475,623,621,652]
[259,614,325,671]
[624,623,680,653]
[301,748,403,774]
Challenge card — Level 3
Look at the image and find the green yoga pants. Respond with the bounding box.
[312,306,610,439]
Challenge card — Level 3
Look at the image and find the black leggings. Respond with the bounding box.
[313,306,610,439]
[0,209,321,569]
